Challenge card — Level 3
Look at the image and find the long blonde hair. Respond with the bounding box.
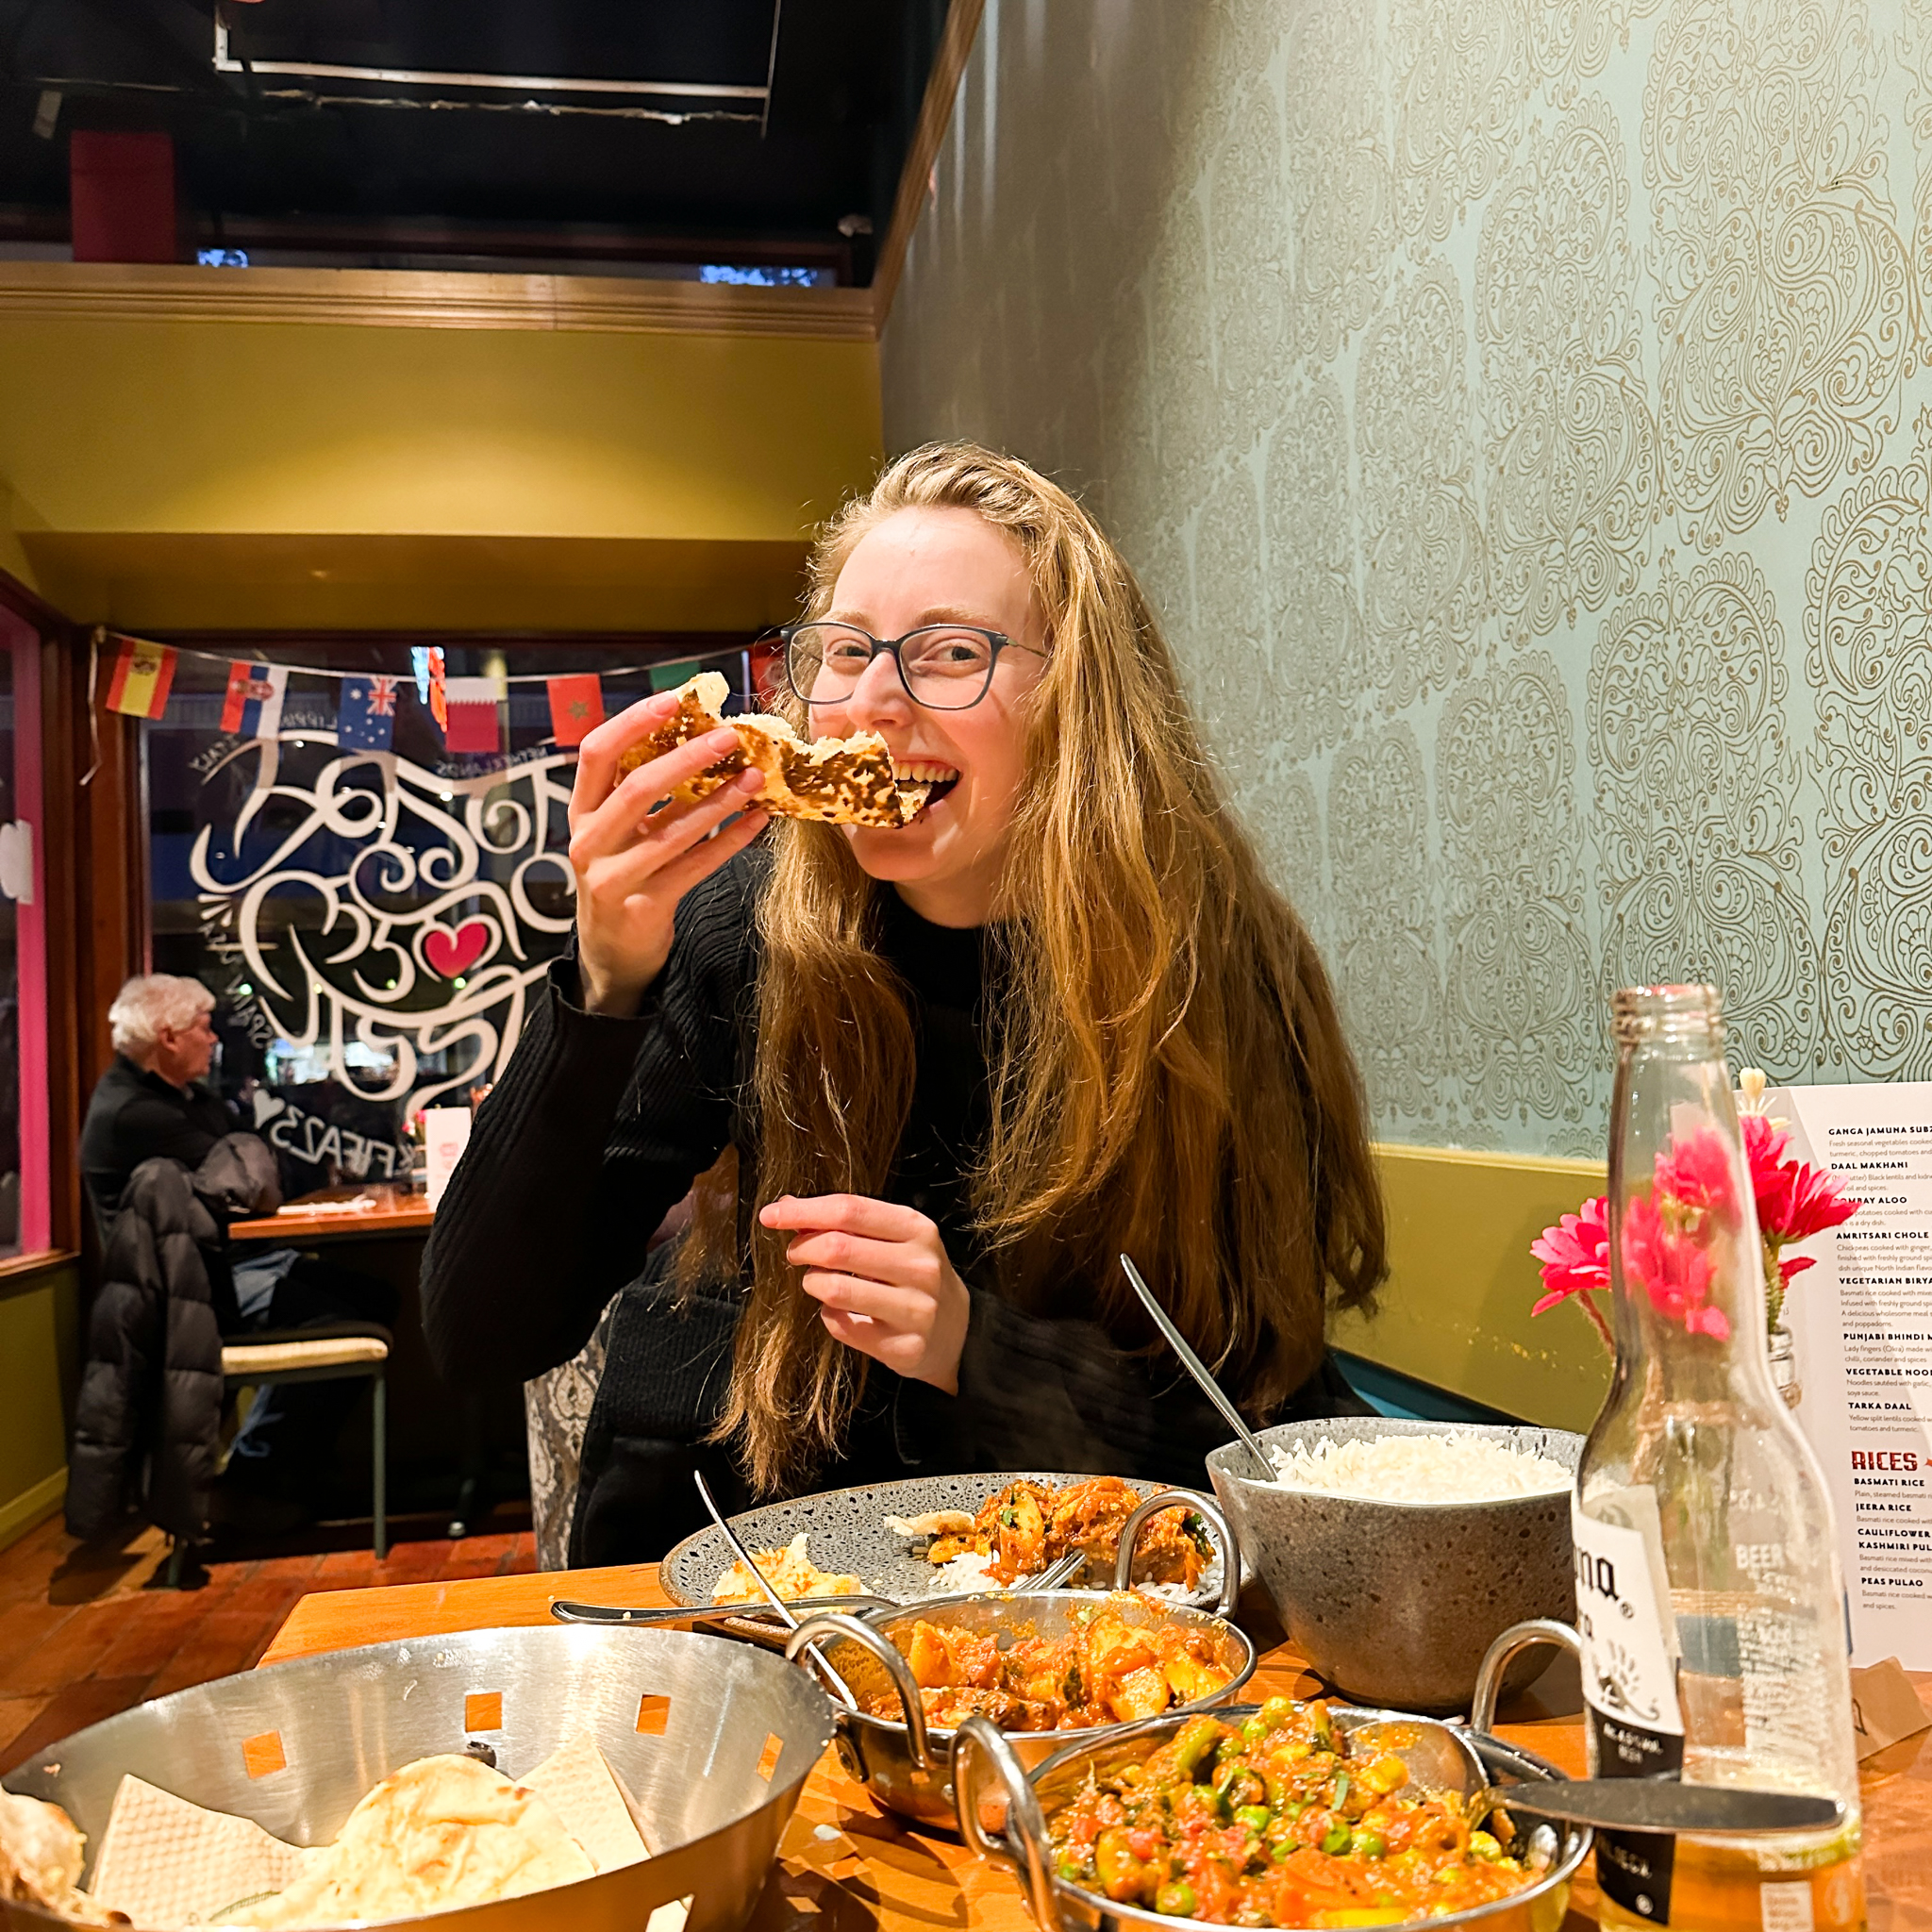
[697,443,1384,1492]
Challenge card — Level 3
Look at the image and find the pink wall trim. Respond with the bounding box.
[0,608,48,1253]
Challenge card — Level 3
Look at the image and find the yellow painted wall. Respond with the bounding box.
[0,1264,77,1551]
[0,275,883,630]
[1339,1145,1611,1434]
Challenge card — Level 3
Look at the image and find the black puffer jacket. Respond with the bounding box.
[66,1135,281,1541]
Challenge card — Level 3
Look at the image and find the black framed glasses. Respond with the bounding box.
[778,621,1041,712]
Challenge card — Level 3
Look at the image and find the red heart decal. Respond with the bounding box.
[424,920,491,978]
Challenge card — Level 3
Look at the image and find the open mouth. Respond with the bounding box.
[895,759,960,816]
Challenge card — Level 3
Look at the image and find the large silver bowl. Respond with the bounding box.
[954,1688,1591,1932]
[1207,1419,1582,1712]
[786,1568,1255,1833]
[1,1624,836,1932]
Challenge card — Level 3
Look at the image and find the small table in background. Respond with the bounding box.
[227,1183,434,1244]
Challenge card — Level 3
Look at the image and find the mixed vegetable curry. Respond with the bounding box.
[863,1598,1234,1731]
[924,1476,1213,1590]
[1046,1699,1540,1925]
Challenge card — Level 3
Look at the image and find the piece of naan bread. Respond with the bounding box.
[225,1756,592,1929]
[882,1511,975,1540]
[614,671,928,827]
[0,1790,121,1925]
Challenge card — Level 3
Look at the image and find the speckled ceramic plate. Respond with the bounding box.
[658,1471,1214,1612]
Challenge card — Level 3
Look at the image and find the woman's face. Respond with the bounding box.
[811,506,1046,927]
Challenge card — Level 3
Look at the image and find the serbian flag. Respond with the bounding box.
[104,636,176,719]
[546,674,604,746]
[338,675,400,752]
[220,660,288,739]
[442,676,500,753]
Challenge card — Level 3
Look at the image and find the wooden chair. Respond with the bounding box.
[165,1323,392,1585]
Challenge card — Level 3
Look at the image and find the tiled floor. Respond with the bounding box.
[0,1513,537,1774]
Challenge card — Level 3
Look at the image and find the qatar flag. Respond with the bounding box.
[442,675,500,753]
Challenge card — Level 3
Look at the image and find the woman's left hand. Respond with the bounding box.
[758,1194,970,1394]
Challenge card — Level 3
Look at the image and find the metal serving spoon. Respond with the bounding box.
[693,1470,860,1707]
[1121,1253,1274,1478]
[1475,1780,1844,1837]
[550,1594,894,1628]
[550,1550,1086,1631]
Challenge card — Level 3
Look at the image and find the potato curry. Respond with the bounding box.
[863,1597,1234,1732]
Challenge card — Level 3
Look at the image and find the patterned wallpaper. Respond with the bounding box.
[880,0,1932,1157]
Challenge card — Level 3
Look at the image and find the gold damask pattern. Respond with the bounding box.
[1477,96,1659,644]
[1438,653,1595,1126]
[1328,724,1443,1122]
[1265,376,1361,760]
[1391,0,1530,247]
[1285,0,1395,361]
[1357,263,1487,709]
[1591,552,1818,1074]
[1643,0,1914,543]
[880,0,1932,1150]
[1807,408,1932,1077]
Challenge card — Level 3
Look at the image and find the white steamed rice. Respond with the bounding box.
[1266,1432,1570,1504]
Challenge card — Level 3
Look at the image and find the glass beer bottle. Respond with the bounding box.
[1575,985,1864,1932]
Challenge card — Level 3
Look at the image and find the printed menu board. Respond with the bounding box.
[1774,1082,1932,1668]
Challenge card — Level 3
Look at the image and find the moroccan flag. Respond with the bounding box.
[442,675,500,753]
[338,675,400,752]
[104,637,176,719]
[220,660,288,739]
[546,674,604,746]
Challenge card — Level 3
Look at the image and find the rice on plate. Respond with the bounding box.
[1265,1431,1572,1504]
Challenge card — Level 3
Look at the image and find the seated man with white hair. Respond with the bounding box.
[79,973,394,1528]
[80,974,231,1234]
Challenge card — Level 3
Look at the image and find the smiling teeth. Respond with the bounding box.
[894,760,959,783]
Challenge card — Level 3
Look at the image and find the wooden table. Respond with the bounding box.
[230,1184,435,1243]
[262,1571,1932,1932]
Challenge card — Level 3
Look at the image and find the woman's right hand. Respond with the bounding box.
[567,694,768,1015]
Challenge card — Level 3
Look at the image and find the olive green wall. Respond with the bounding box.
[0,1263,78,1551]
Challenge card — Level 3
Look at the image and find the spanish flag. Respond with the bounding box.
[104,636,177,720]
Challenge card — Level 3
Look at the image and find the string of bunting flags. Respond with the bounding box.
[94,627,758,756]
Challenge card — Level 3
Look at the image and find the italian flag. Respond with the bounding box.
[104,637,177,719]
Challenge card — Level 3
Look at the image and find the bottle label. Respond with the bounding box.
[1574,1501,1685,1924]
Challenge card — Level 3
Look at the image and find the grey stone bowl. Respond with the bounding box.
[1207,1417,1582,1713]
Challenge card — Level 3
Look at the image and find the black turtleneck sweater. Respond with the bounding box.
[421,842,1366,1563]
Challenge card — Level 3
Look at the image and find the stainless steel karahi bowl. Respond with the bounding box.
[952,1683,1591,1932]
[1,1624,836,1932]
[1207,1420,1583,1712]
[783,1497,1253,1834]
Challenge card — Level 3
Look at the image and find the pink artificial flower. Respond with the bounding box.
[1653,1127,1739,1223]
[1621,1191,1732,1341]
[1740,1109,1857,1247]
[1530,1196,1611,1315]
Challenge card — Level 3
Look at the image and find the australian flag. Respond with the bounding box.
[338,675,401,753]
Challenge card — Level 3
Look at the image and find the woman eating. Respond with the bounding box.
[422,443,1385,1565]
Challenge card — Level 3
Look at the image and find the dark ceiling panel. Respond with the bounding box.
[226,0,779,91]
[0,0,950,279]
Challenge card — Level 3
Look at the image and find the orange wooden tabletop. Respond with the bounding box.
[229,1184,434,1243]
[261,1567,1932,1932]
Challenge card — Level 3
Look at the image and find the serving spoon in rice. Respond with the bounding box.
[1121,1253,1274,1479]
